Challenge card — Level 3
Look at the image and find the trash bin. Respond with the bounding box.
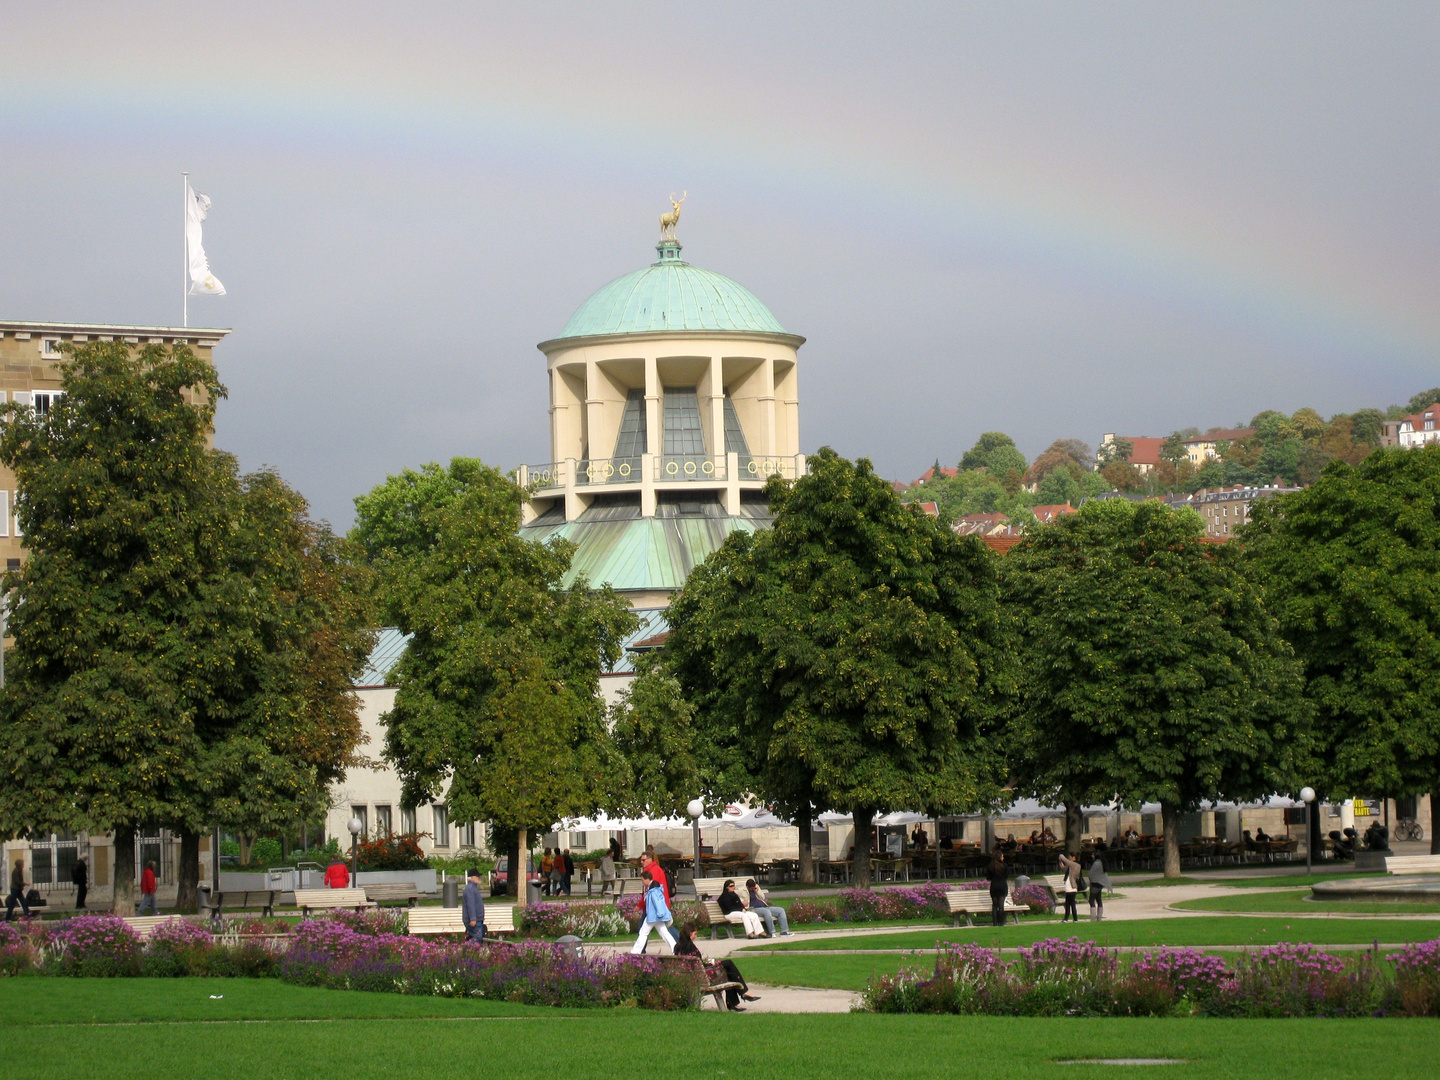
[526,881,544,905]
[1012,874,1031,891]
[442,879,460,908]
[556,934,583,959]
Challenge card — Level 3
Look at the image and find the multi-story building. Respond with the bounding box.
[1186,484,1299,539]
[1098,433,1164,474]
[1181,427,1254,466]
[1380,402,1440,448]
[0,320,230,904]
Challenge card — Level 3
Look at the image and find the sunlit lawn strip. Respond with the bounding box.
[747,916,1440,952]
[1173,892,1440,915]
[2,1009,1439,1080]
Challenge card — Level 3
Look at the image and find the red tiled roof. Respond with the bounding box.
[913,465,959,485]
[914,501,939,518]
[1399,403,1440,430]
[1123,437,1165,466]
[981,535,1023,554]
[1030,503,1075,523]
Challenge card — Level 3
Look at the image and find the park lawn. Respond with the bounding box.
[1172,892,1440,915]
[748,915,1440,952]
[1,983,1437,1080]
[739,952,908,991]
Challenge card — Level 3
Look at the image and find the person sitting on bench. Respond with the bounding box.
[717,879,765,938]
[674,928,759,1011]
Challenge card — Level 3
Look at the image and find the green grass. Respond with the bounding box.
[747,915,1440,952]
[1173,892,1440,915]
[1,981,1437,1080]
[738,952,907,991]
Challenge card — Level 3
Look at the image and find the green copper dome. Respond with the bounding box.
[555,241,787,340]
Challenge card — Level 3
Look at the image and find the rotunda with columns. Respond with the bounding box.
[518,234,805,609]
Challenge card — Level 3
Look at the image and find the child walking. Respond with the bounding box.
[630,868,678,954]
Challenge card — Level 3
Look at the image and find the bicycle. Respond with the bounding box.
[1394,818,1425,843]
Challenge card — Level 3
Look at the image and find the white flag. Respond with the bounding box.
[185,182,226,296]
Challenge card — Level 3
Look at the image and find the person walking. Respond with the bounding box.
[984,851,1010,927]
[138,860,159,915]
[461,867,486,943]
[1057,853,1082,923]
[5,858,30,921]
[608,837,623,862]
[629,869,677,954]
[640,852,669,904]
[1086,853,1112,921]
[673,928,759,1011]
[324,858,350,888]
[560,849,575,896]
[717,880,765,938]
[71,856,88,911]
[540,848,555,896]
[744,879,791,936]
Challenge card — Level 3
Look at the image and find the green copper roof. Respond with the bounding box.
[518,512,765,592]
[555,241,787,340]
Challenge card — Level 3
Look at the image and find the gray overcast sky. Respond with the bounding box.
[1,2,1436,526]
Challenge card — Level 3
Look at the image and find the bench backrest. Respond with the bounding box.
[485,906,516,933]
[295,888,369,906]
[1387,855,1440,874]
[701,899,727,924]
[693,878,737,899]
[408,909,465,934]
[122,915,185,939]
[365,884,420,899]
[946,891,993,911]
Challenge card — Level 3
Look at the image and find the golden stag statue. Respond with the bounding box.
[659,191,686,241]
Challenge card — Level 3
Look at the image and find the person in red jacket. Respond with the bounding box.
[324,859,350,888]
[639,853,670,904]
[138,861,158,915]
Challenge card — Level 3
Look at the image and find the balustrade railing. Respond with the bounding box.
[576,457,642,485]
[658,454,725,481]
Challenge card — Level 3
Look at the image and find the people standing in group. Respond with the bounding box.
[744,879,791,936]
[630,868,677,954]
[461,867,486,943]
[560,849,575,896]
[1057,853,1082,923]
[5,858,30,921]
[1086,853,1111,921]
[910,826,929,851]
[324,858,350,888]
[138,860,159,915]
[985,851,1010,926]
[716,879,765,938]
[673,928,759,1011]
[71,856,88,910]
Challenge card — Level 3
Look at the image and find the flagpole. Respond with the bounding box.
[182,172,189,328]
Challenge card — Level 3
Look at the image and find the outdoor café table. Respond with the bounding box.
[818,859,851,884]
[869,857,908,882]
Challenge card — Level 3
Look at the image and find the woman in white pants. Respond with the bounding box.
[716,879,765,937]
[630,869,678,954]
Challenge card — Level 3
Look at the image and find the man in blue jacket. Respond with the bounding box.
[461,868,486,943]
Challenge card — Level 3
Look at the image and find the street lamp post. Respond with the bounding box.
[687,799,705,885]
[348,815,363,889]
[1300,787,1317,875]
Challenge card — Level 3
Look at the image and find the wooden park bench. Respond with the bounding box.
[199,889,277,918]
[691,877,738,900]
[294,888,372,916]
[407,907,465,936]
[122,914,187,940]
[946,890,1028,927]
[364,883,421,907]
[1386,855,1440,875]
[657,955,745,1011]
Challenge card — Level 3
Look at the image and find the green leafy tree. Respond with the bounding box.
[354,459,636,902]
[0,342,373,912]
[1001,499,1311,877]
[1243,447,1440,851]
[1096,437,1134,466]
[1160,432,1189,466]
[1406,389,1440,413]
[960,432,1027,477]
[665,448,1012,886]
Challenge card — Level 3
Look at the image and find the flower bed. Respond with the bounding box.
[783,882,990,925]
[614,894,709,932]
[0,913,703,1010]
[859,937,1440,1017]
[520,900,632,939]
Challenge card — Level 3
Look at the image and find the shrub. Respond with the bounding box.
[614,895,708,931]
[787,899,841,924]
[1011,883,1054,915]
[142,920,215,977]
[53,915,142,977]
[836,883,955,922]
[520,901,630,939]
[356,833,430,871]
[1392,938,1440,1017]
[1129,946,1229,1006]
[1218,943,1389,1018]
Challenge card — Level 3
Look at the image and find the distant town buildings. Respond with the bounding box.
[1099,433,1164,473]
[1380,402,1440,448]
[952,511,1015,536]
[1179,485,1300,539]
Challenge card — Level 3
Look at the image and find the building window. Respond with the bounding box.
[40,338,64,358]
[400,806,416,834]
[432,805,450,847]
[374,805,392,837]
[0,491,8,538]
[32,390,64,416]
[723,394,751,456]
[459,821,475,847]
[611,388,648,458]
[662,386,707,455]
[351,805,368,838]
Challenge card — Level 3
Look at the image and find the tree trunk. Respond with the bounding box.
[1161,801,1181,879]
[175,829,200,912]
[1431,793,1440,856]
[112,824,137,914]
[1064,800,1084,857]
[851,807,875,889]
[1308,803,1323,864]
[511,827,527,907]
[797,796,814,884]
